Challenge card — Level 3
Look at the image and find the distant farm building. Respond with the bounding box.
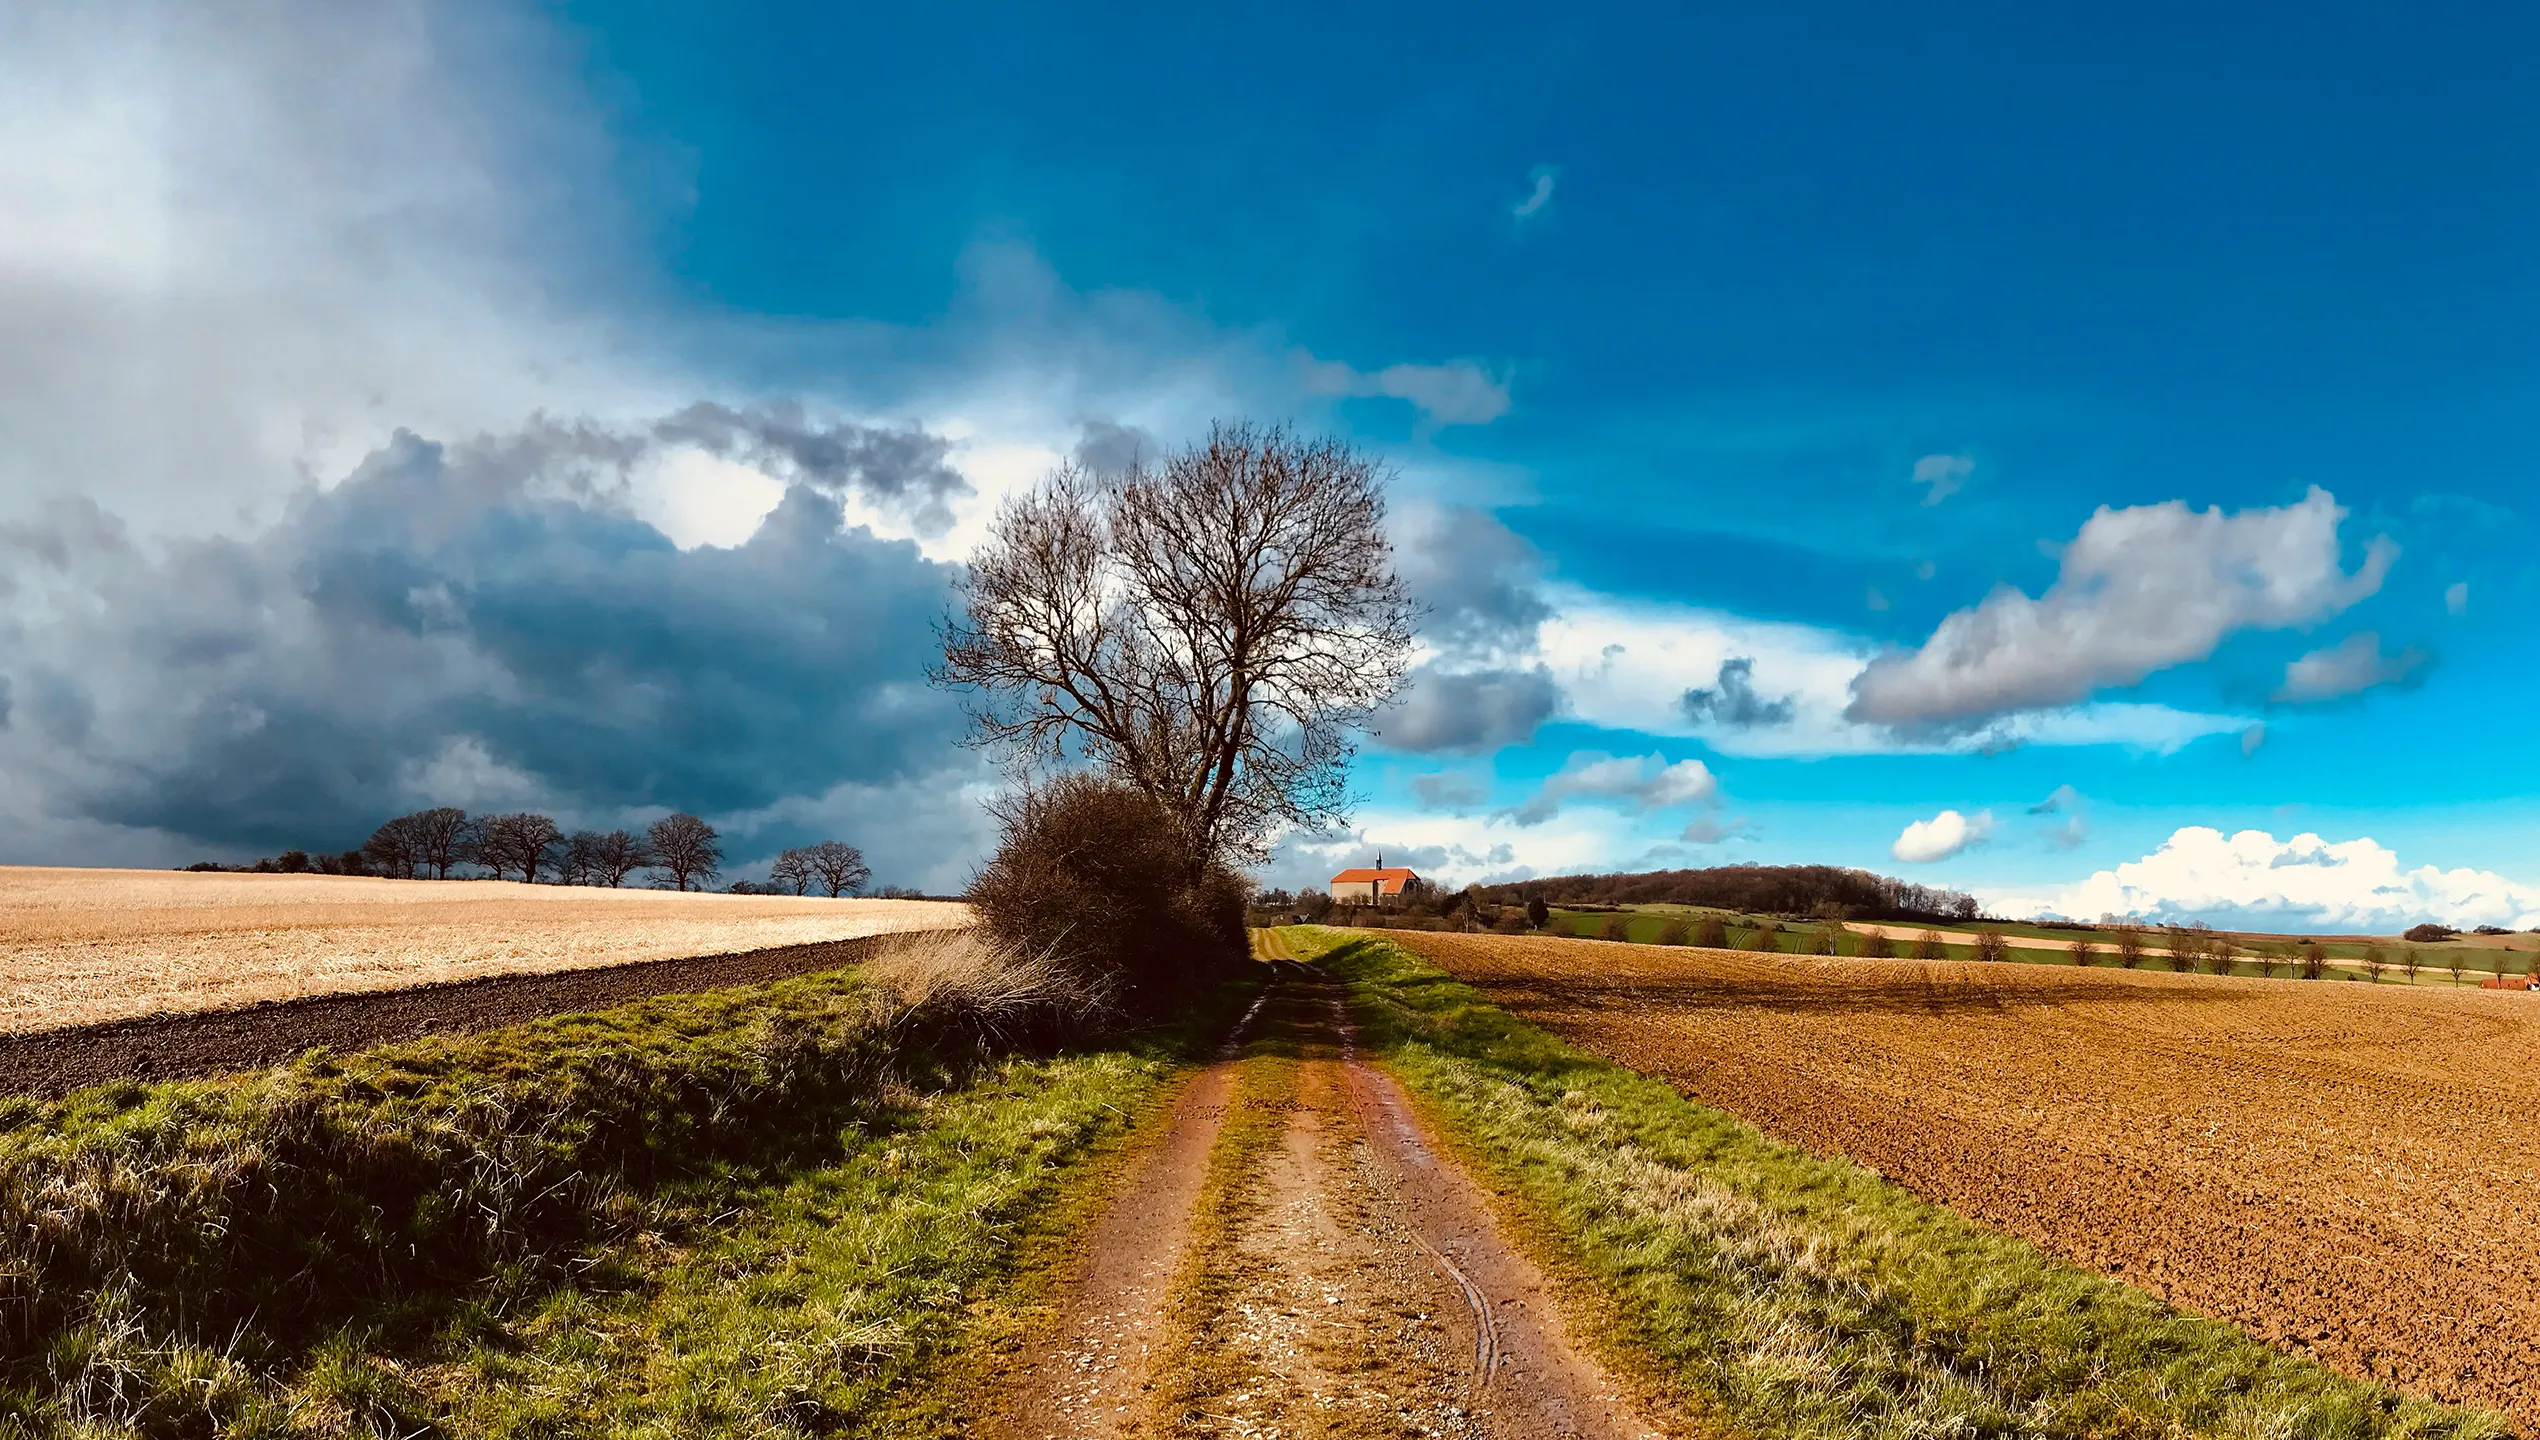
[1330,862,1421,905]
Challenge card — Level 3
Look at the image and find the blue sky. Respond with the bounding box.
[2,1,2535,929]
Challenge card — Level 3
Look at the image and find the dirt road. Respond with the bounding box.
[1393,929,2540,1427]
[977,941,1677,1439]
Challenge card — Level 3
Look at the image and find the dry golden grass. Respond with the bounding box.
[1,866,970,1034]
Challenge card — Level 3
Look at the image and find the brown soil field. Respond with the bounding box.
[1390,929,2540,1427]
[1,866,967,1034]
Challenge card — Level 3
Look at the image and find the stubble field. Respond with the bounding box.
[1,866,967,1033]
[1389,928,2540,1427]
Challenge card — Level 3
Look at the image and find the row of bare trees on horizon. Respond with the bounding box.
[191,808,875,896]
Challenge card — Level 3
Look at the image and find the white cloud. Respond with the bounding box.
[1911,452,1973,505]
[1512,165,1557,220]
[2274,631,2427,703]
[1299,354,1512,427]
[1533,592,2248,759]
[1847,487,2396,729]
[2022,827,2540,932]
[1504,750,1717,827]
[1892,808,1993,864]
[2446,581,2470,617]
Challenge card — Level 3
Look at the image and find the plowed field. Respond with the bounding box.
[1390,929,2540,1427]
[2,866,966,1033]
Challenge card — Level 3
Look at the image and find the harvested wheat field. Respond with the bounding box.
[0,866,967,1034]
[1389,928,2540,1426]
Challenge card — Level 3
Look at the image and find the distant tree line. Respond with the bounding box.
[1468,865,1984,922]
[186,808,876,896]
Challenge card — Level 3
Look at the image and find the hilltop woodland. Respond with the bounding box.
[186,808,890,896]
[1250,863,1984,934]
[1478,865,1984,921]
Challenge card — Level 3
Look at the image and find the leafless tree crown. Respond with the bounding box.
[649,813,721,891]
[937,422,1416,865]
[805,840,870,898]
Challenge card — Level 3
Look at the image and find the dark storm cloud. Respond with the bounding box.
[1677,656,1796,729]
[652,402,971,534]
[0,417,969,855]
[1395,504,1553,658]
[1374,665,1560,754]
[1071,419,1156,475]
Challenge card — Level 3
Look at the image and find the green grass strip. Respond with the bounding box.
[1300,929,2501,1440]
[0,966,1243,1438]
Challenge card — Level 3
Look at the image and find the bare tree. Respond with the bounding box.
[406,807,475,880]
[2068,938,2094,967]
[2208,938,2238,977]
[2113,925,2146,969]
[937,423,1417,868]
[769,848,813,896]
[2362,947,2388,983]
[1749,921,1780,954]
[805,840,871,898]
[1859,928,1895,959]
[477,813,562,883]
[1972,929,2009,963]
[2446,948,2466,985]
[2401,946,2422,983]
[587,829,651,888]
[1911,929,1947,960]
[649,813,721,891]
[363,815,423,879]
[561,831,604,886]
[1692,914,1729,948]
[2299,940,2327,980]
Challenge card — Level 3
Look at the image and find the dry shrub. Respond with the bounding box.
[1692,915,1729,949]
[1600,915,1633,942]
[1859,929,1895,960]
[1493,910,1529,935]
[2208,940,2238,977]
[1972,930,2009,964]
[1912,930,1947,961]
[2069,939,2094,967]
[2113,926,2147,968]
[1656,919,1691,946]
[1746,923,1779,954]
[965,774,1245,1014]
[862,928,1109,1048]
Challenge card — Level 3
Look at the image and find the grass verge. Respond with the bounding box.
[0,956,1247,1438]
[1297,928,2502,1440]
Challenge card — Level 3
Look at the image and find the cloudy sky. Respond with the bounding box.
[4,1,2536,930]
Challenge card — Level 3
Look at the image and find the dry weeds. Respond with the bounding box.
[1,865,967,1034]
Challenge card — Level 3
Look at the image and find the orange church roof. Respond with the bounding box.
[1330,867,1418,893]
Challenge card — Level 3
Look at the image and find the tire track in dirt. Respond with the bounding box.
[976,985,1277,1440]
[981,950,1677,1439]
[1394,929,2540,1427]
